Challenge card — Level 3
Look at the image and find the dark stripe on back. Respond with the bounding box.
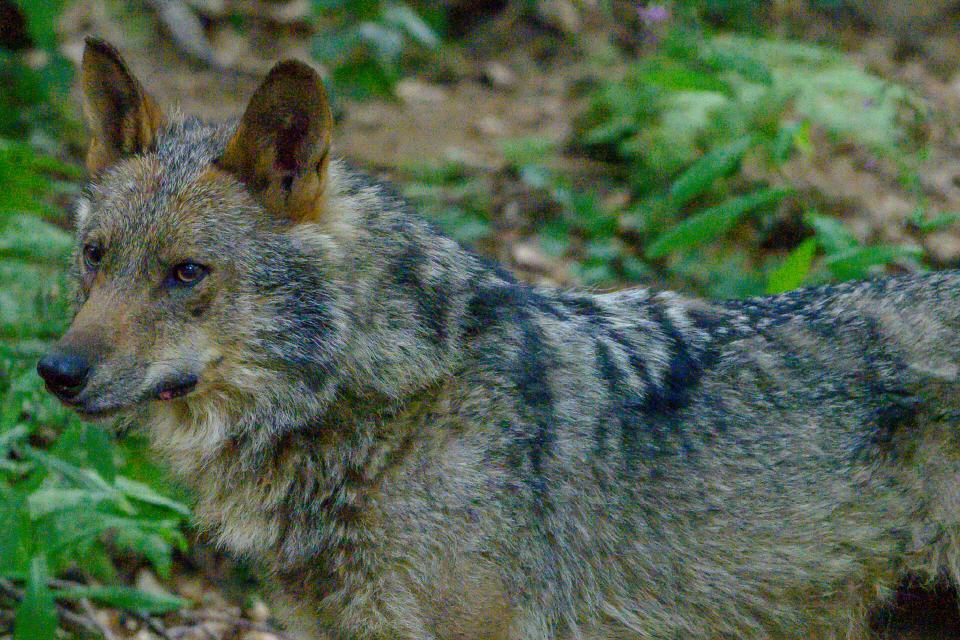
[643,304,705,413]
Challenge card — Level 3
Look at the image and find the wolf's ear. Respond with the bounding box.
[217,60,333,224]
[80,38,165,175]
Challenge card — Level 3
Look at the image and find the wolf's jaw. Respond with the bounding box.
[75,405,125,424]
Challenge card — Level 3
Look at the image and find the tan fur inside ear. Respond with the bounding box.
[218,60,333,224]
[81,38,165,174]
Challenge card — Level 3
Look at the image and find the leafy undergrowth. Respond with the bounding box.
[404,14,956,299]
[0,140,206,637]
[0,7,209,637]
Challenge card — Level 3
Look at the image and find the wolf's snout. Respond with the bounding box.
[37,351,91,399]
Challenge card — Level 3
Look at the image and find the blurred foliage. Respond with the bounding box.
[565,16,933,295]
[492,4,938,296]
[0,0,79,147]
[401,161,494,245]
[1,3,191,638]
[311,0,442,99]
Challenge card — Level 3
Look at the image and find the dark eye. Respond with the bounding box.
[169,262,208,286]
[82,244,103,270]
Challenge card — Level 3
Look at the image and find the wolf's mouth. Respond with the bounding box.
[155,374,199,401]
[75,404,123,420]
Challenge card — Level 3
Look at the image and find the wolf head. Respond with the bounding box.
[37,39,362,431]
[39,40,473,451]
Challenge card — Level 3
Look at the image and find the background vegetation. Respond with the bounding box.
[2,0,960,637]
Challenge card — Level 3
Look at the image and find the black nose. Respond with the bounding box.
[37,352,91,398]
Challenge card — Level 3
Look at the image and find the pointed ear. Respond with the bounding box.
[80,38,165,175]
[216,60,333,223]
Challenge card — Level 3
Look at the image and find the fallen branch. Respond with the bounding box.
[0,577,106,639]
[179,609,294,639]
[3,575,292,640]
[78,597,119,640]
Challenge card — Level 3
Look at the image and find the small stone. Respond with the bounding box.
[924,231,960,265]
[135,569,170,599]
[601,190,631,212]
[175,577,205,602]
[246,597,271,623]
[208,25,246,68]
[396,79,447,103]
[512,241,556,273]
[443,146,503,172]
[22,48,49,70]
[60,39,85,65]
[241,632,281,640]
[475,115,507,138]
[481,61,516,89]
[535,0,581,33]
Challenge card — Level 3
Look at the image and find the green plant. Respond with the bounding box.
[0,141,194,638]
[0,1,77,143]
[556,14,935,297]
[401,160,493,245]
[311,0,440,99]
[1,8,194,636]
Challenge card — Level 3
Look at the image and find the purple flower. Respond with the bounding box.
[638,4,669,25]
[862,97,876,108]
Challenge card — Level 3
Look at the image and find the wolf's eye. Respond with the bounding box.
[82,244,103,270]
[170,262,208,286]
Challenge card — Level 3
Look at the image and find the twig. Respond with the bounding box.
[131,609,177,640]
[48,578,175,640]
[6,575,290,639]
[179,609,293,639]
[0,577,106,639]
[78,597,119,640]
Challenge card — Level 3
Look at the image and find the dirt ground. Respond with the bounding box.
[53,1,960,638]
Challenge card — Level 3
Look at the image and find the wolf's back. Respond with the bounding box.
[456,270,960,638]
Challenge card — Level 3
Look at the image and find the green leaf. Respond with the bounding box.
[638,63,730,93]
[668,135,755,209]
[14,0,66,50]
[115,476,191,517]
[27,487,115,519]
[382,4,438,48]
[0,424,29,452]
[766,238,817,294]
[57,585,189,614]
[499,137,557,167]
[804,212,858,254]
[916,212,960,233]
[22,446,118,496]
[82,424,116,484]
[700,46,773,85]
[0,486,32,579]
[14,556,56,640]
[647,187,791,259]
[823,245,923,281]
[113,526,175,578]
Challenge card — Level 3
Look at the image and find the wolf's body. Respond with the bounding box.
[42,40,960,640]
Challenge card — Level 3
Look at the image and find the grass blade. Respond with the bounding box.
[648,187,791,259]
